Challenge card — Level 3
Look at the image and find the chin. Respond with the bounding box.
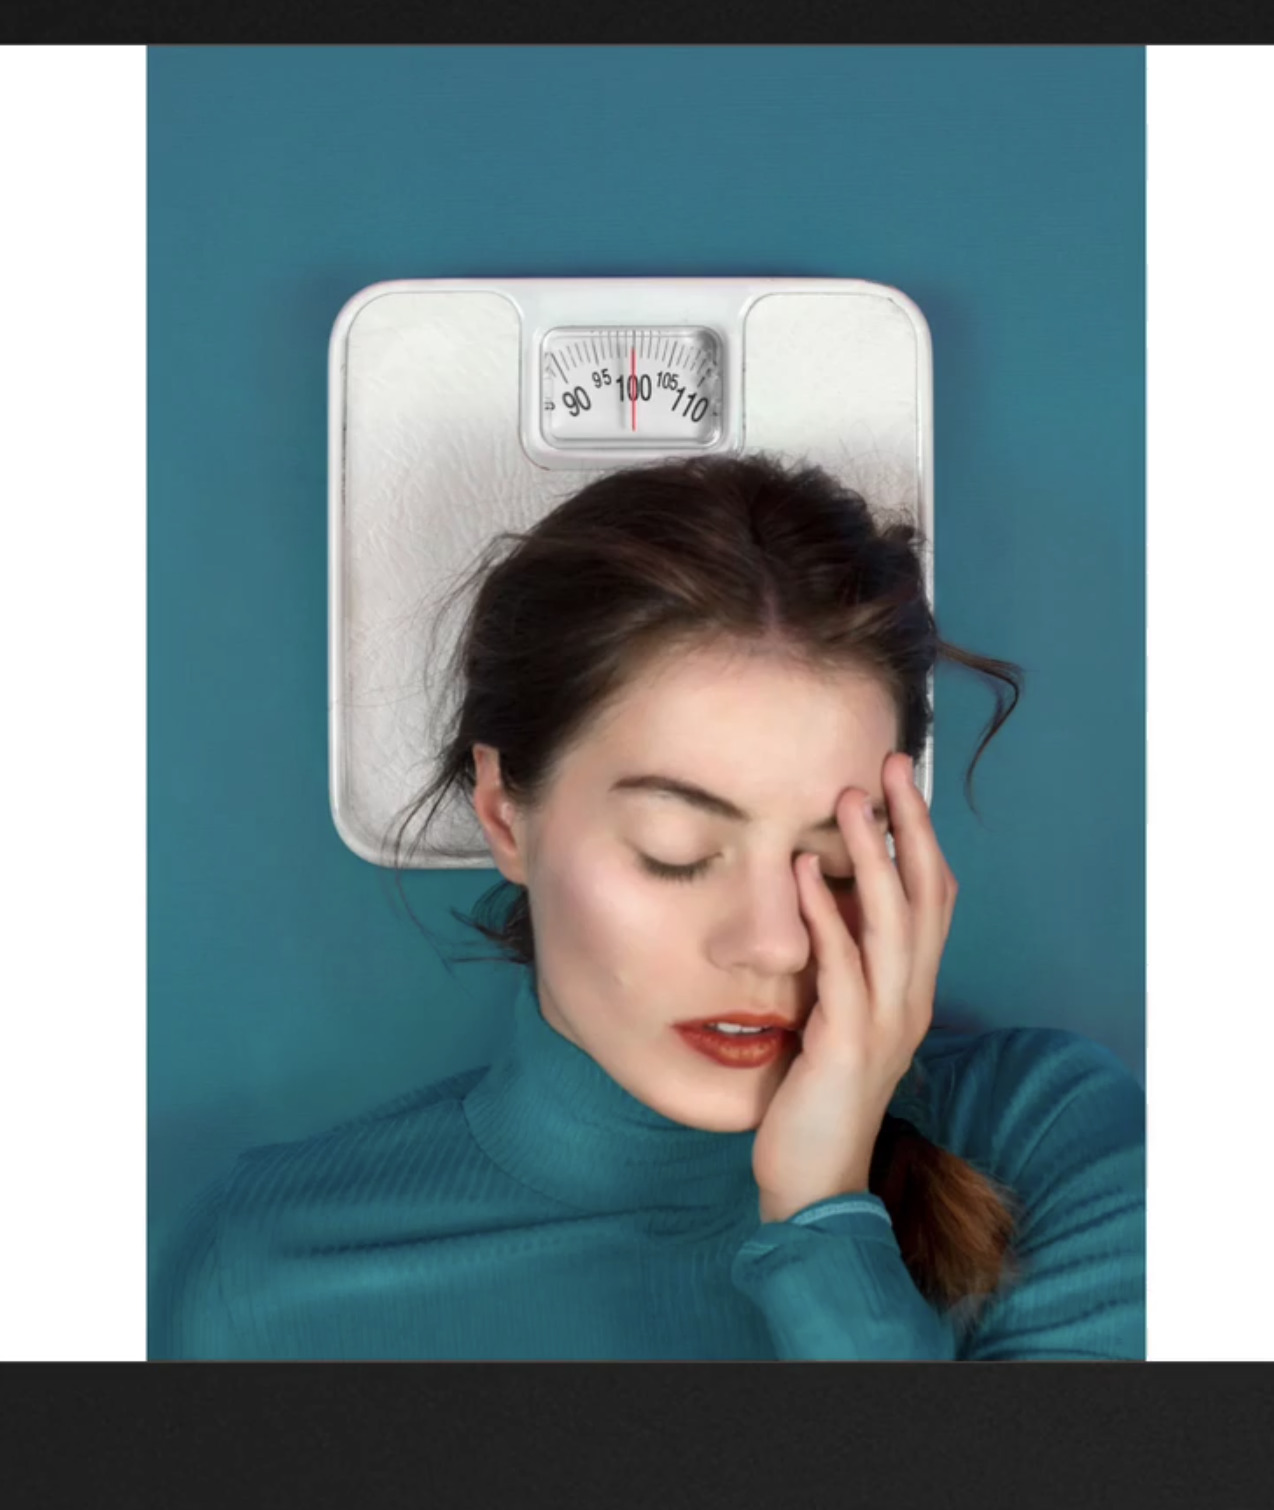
[691,1107,765,1134]
[650,1082,774,1135]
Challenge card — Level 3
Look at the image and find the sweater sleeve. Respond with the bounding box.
[150,1169,242,1361]
[729,1028,1145,1361]
[729,1194,957,1360]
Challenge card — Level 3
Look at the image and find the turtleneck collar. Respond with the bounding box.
[461,968,937,1216]
[462,970,759,1214]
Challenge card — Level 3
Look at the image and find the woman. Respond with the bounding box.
[156,452,1144,1360]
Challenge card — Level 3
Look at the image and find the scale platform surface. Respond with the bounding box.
[329,278,934,867]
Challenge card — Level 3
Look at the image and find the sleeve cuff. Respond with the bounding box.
[731,1194,957,1360]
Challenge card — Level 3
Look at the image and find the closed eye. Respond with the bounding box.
[637,854,857,893]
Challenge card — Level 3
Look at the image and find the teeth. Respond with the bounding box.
[706,1023,769,1035]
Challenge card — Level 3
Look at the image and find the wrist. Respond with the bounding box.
[758,1174,872,1226]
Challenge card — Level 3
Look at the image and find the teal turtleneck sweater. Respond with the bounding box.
[153,970,1145,1361]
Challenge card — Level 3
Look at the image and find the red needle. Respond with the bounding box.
[631,345,637,431]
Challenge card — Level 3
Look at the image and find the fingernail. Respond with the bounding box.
[862,798,876,824]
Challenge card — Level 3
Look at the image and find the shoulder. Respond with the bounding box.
[153,1065,491,1359]
[188,1064,489,1263]
[918,1024,1144,1186]
[922,1028,1146,1360]
[226,1063,489,1212]
[926,1021,1140,1088]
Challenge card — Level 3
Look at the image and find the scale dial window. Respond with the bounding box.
[540,326,723,449]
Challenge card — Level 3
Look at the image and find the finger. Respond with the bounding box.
[885,754,955,1021]
[794,852,868,1009]
[887,754,949,928]
[837,785,911,1013]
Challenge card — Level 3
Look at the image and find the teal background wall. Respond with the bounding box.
[147,45,1145,1337]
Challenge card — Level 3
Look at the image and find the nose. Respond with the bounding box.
[708,859,814,979]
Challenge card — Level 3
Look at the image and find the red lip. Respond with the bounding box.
[673,1022,798,1069]
[676,1011,803,1029]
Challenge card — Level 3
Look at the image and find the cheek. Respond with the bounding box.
[541,846,686,967]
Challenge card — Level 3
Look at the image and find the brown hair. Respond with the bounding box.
[388,451,1026,1327]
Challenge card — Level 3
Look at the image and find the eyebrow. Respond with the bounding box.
[611,774,888,830]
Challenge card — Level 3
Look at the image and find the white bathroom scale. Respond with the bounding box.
[328,278,934,868]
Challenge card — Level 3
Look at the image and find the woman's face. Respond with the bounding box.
[472,642,900,1133]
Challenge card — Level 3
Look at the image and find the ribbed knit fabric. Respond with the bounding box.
[153,969,1145,1361]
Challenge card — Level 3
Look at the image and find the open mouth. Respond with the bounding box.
[673,1022,797,1068]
